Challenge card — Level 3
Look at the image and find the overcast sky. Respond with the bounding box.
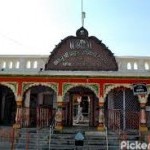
[0,0,149,56]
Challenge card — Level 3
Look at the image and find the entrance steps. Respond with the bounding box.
[0,126,141,150]
[15,128,49,150]
[50,127,117,150]
[50,127,141,150]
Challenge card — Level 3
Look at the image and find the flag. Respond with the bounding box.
[82,11,86,19]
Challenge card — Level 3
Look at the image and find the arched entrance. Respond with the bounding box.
[105,87,140,130]
[63,86,99,127]
[23,85,57,127]
[0,84,16,126]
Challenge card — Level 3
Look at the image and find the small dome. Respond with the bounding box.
[76,27,88,38]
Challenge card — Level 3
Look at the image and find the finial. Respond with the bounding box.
[81,0,86,27]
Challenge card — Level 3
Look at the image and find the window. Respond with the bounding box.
[133,62,138,70]
[145,62,149,70]
[127,62,132,70]
[16,61,20,69]
[9,61,13,69]
[33,61,38,68]
[2,61,6,68]
[26,61,31,69]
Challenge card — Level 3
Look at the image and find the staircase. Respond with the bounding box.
[50,126,117,150]
[50,127,141,150]
[15,128,50,150]
[0,126,141,150]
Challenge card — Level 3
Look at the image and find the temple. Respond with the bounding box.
[0,26,150,134]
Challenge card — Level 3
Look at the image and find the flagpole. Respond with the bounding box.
[81,0,84,27]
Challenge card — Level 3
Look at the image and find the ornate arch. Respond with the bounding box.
[104,84,132,102]
[22,82,58,95]
[0,82,17,98]
[63,83,99,99]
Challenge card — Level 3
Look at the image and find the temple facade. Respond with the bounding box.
[0,27,150,132]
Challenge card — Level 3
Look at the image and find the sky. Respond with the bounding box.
[0,0,149,56]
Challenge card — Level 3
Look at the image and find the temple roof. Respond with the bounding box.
[45,27,118,71]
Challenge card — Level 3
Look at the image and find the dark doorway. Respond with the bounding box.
[81,96,89,117]
[0,85,16,126]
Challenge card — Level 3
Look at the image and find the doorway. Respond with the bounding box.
[0,85,16,126]
[73,95,90,126]
[23,85,57,127]
[105,87,140,130]
[63,86,99,127]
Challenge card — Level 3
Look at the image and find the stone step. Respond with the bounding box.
[15,144,49,150]
[15,128,50,150]
[50,139,107,145]
[0,143,11,149]
[49,145,107,150]
[50,145,119,150]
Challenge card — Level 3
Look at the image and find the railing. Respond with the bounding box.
[16,107,52,128]
[0,55,150,73]
[37,106,52,128]
[104,111,109,150]
[116,56,150,72]
[0,55,47,71]
[25,128,30,150]
[49,110,56,150]
[125,111,140,130]
[107,109,121,135]
[104,125,109,150]
[106,109,139,132]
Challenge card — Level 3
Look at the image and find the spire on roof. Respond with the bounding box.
[76,26,88,38]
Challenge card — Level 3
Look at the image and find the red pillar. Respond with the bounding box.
[55,95,64,131]
[97,101,105,131]
[13,95,23,128]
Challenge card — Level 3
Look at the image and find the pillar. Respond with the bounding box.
[13,95,23,128]
[24,90,30,127]
[55,95,64,131]
[138,95,148,132]
[97,96,105,131]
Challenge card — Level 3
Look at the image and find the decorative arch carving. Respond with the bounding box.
[45,27,118,71]
[0,82,17,97]
[104,84,132,102]
[63,83,99,98]
[22,82,58,95]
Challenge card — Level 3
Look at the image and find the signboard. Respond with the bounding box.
[133,83,148,95]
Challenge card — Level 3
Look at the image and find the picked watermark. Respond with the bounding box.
[120,141,150,150]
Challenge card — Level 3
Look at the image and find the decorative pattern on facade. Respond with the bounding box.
[62,83,99,98]
[104,83,132,100]
[22,82,58,94]
[0,82,17,97]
